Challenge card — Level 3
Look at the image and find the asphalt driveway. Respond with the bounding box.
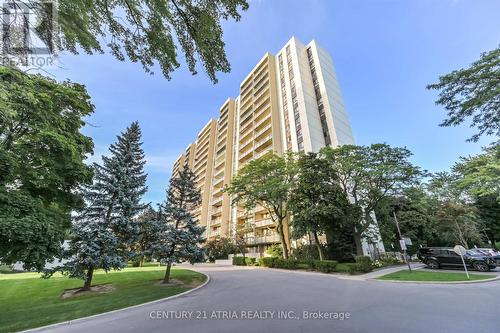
[30,265,500,333]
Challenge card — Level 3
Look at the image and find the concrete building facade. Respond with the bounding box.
[171,37,384,257]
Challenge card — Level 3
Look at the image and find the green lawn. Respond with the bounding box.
[376,269,494,282]
[0,266,206,333]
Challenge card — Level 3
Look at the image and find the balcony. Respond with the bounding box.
[212,186,223,196]
[239,148,253,162]
[211,206,223,216]
[254,123,272,140]
[247,234,280,244]
[237,210,252,218]
[254,114,271,131]
[254,99,271,119]
[212,175,224,186]
[239,123,253,137]
[240,108,253,125]
[239,138,254,153]
[254,147,272,160]
[255,135,273,152]
[212,196,223,206]
[254,218,274,228]
[253,85,269,102]
[213,168,224,180]
[211,218,222,226]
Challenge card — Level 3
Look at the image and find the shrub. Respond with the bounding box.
[245,257,256,266]
[259,257,299,269]
[348,256,373,274]
[129,258,142,267]
[292,244,325,261]
[232,256,246,266]
[301,259,316,270]
[272,258,299,269]
[260,257,277,267]
[312,260,338,273]
[373,253,403,268]
[335,263,356,273]
[205,237,237,262]
[266,244,283,258]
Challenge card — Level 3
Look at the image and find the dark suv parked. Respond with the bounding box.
[417,247,498,272]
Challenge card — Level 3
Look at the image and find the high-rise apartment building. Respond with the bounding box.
[171,37,384,257]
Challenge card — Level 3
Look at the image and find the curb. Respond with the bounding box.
[371,274,500,285]
[20,271,211,333]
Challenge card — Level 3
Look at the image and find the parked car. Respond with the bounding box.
[417,247,498,272]
[473,248,500,266]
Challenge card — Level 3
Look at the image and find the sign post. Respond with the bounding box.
[393,211,412,272]
[453,245,470,280]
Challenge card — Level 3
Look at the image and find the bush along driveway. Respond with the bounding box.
[233,255,375,275]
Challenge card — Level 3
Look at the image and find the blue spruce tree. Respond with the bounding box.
[47,122,148,291]
[151,167,205,284]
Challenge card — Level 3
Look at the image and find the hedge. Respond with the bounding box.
[232,256,246,266]
[259,257,277,267]
[311,260,338,273]
[256,256,371,275]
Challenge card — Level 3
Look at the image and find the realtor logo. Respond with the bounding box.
[1,0,58,68]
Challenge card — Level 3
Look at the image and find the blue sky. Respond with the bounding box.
[50,0,500,205]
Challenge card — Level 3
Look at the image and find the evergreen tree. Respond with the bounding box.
[47,218,125,291]
[82,121,148,250]
[46,122,148,290]
[133,206,165,267]
[151,168,205,284]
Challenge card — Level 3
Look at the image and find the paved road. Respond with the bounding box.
[35,265,500,333]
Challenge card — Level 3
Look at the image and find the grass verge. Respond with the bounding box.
[0,266,206,333]
[376,269,494,282]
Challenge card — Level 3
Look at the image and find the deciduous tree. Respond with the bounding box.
[4,0,249,82]
[427,46,500,142]
[321,144,423,255]
[290,153,357,260]
[0,66,94,270]
[225,154,298,259]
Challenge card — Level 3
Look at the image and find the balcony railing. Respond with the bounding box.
[212,196,223,206]
[254,218,274,228]
[254,147,272,160]
[211,206,223,215]
[247,234,280,244]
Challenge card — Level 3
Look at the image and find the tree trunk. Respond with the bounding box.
[81,267,94,291]
[139,255,145,267]
[277,221,289,259]
[163,263,172,284]
[312,231,324,261]
[354,232,364,256]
